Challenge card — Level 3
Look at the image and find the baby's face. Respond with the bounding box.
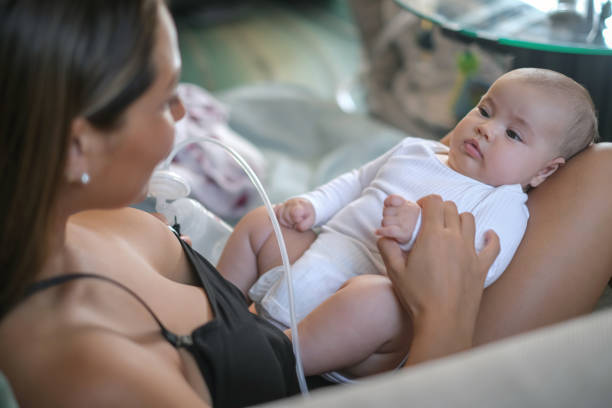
[446,75,567,188]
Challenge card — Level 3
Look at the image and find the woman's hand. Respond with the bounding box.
[274,198,315,231]
[377,195,500,364]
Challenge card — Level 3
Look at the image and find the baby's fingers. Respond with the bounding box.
[383,194,406,208]
[295,214,315,232]
[376,225,411,243]
[275,205,294,228]
[289,205,307,222]
[376,225,400,238]
[382,205,401,218]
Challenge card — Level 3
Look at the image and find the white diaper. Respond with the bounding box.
[248,230,384,327]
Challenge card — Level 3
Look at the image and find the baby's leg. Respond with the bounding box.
[217,206,316,295]
[287,274,413,377]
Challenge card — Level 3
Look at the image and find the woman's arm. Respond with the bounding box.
[474,143,612,344]
[378,195,500,364]
[378,143,612,364]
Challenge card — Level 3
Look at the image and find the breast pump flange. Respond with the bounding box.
[148,169,233,266]
[147,136,309,396]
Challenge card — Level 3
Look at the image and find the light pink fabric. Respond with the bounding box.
[170,83,267,220]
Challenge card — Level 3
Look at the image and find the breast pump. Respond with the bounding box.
[148,136,309,396]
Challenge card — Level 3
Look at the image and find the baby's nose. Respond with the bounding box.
[476,123,490,141]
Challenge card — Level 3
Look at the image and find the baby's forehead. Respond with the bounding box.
[498,68,558,84]
[493,73,547,92]
[494,71,572,100]
[490,77,572,136]
[489,76,570,110]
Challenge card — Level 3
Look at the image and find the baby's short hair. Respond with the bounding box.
[504,68,599,159]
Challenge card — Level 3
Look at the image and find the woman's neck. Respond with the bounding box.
[38,206,74,281]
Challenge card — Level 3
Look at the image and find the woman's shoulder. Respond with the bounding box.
[69,207,169,237]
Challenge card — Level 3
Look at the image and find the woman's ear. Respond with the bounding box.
[64,117,93,184]
[529,157,566,188]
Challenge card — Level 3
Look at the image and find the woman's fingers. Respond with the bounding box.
[443,200,460,230]
[478,230,500,271]
[377,237,406,277]
[459,212,476,246]
[417,195,444,231]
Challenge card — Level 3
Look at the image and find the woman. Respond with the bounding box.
[0,1,300,406]
[0,1,611,407]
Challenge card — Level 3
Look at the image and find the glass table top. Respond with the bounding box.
[394,0,612,55]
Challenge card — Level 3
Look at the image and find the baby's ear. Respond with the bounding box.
[529,157,566,188]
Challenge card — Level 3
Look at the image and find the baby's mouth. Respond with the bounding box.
[464,139,483,159]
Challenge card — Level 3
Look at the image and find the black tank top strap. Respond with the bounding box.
[24,272,189,347]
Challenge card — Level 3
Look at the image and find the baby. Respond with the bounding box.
[217,68,598,375]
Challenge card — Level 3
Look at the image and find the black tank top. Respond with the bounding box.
[23,235,299,407]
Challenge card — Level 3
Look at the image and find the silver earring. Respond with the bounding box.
[80,172,90,185]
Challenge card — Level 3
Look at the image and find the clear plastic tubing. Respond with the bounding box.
[160,136,309,396]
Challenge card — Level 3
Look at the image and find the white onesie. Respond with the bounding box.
[249,137,529,328]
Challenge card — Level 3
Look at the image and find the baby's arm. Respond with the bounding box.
[301,140,408,226]
[275,198,316,231]
[473,197,529,287]
[376,194,421,246]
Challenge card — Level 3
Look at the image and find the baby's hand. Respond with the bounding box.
[376,194,420,245]
[275,198,315,231]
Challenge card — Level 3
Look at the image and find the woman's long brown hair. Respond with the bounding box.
[0,0,161,317]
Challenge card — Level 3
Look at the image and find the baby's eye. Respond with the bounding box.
[506,129,522,142]
[478,107,489,118]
